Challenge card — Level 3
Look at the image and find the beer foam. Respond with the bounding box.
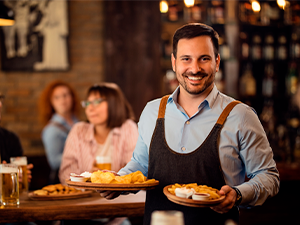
[11,157,27,166]
[0,167,18,173]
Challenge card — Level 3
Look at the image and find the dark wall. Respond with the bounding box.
[104,1,162,120]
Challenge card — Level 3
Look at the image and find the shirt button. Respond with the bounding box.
[186,121,190,125]
[181,147,186,151]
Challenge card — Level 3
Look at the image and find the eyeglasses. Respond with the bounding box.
[81,98,106,108]
[0,95,5,102]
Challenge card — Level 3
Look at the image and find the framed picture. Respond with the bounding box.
[0,0,69,71]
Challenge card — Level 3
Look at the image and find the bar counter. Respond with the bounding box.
[0,191,146,223]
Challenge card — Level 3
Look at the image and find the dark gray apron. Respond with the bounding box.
[144,95,241,225]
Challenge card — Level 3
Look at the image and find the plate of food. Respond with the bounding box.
[66,170,159,191]
[28,183,93,200]
[163,183,225,207]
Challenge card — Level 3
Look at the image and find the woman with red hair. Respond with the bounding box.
[39,80,80,184]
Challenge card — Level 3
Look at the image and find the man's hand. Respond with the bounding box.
[99,191,124,199]
[210,185,237,214]
[27,163,33,183]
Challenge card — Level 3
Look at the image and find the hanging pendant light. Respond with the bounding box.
[0,4,14,26]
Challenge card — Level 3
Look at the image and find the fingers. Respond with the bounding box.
[210,185,236,214]
[27,164,34,169]
[99,191,121,199]
[2,160,7,164]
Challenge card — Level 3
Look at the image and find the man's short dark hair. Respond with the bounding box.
[172,23,219,59]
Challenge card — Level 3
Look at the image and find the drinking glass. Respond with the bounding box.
[150,210,184,225]
[10,156,28,193]
[96,156,111,170]
[0,164,19,206]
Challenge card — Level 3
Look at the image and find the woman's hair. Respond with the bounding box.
[38,80,80,126]
[173,23,219,59]
[86,83,135,129]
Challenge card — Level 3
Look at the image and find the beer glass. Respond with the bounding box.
[96,156,111,170]
[0,164,19,206]
[10,156,28,193]
[150,211,184,225]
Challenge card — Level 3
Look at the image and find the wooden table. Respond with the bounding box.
[0,191,146,223]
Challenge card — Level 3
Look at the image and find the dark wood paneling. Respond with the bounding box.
[104,1,162,120]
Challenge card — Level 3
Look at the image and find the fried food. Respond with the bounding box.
[168,183,221,200]
[91,170,157,184]
[33,183,83,196]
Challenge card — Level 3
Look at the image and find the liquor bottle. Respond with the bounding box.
[168,3,179,22]
[240,32,249,60]
[219,35,230,60]
[290,32,300,59]
[251,34,262,60]
[191,4,202,21]
[240,63,256,97]
[211,0,225,24]
[262,63,276,97]
[277,35,287,60]
[286,62,298,95]
[263,35,275,61]
[260,2,270,25]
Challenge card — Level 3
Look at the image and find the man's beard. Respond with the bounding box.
[177,71,214,95]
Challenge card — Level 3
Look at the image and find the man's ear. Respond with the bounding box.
[171,53,176,72]
[216,54,221,72]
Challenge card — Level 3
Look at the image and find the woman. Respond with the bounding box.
[59,83,138,183]
[39,80,80,184]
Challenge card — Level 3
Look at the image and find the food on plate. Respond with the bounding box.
[70,171,92,182]
[91,170,157,184]
[168,183,221,200]
[33,183,83,196]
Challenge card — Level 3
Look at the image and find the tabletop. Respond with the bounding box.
[0,191,146,223]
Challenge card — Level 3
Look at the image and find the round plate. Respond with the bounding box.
[66,179,159,191]
[28,190,93,200]
[163,185,225,208]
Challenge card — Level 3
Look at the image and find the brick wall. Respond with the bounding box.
[0,1,105,156]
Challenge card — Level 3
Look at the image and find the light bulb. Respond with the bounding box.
[277,0,286,9]
[160,1,168,13]
[184,0,195,8]
[252,1,261,12]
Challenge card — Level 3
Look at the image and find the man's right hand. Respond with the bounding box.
[99,190,124,199]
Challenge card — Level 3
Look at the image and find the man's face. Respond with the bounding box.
[172,35,220,96]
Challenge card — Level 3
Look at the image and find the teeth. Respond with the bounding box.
[188,76,203,81]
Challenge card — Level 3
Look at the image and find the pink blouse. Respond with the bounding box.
[59,119,138,184]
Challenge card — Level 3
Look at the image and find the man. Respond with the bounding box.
[0,93,33,181]
[101,23,280,225]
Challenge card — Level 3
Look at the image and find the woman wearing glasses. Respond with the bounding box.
[59,83,138,185]
[39,80,80,184]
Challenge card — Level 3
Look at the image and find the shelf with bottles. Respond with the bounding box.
[160,0,226,25]
[238,0,300,27]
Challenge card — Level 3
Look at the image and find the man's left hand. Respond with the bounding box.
[210,185,236,214]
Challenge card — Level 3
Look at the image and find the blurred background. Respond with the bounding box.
[0,0,299,224]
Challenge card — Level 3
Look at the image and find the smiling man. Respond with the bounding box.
[101,23,280,225]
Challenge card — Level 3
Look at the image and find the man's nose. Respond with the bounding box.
[190,61,202,74]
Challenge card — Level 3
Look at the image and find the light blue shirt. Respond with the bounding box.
[42,113,78,170]
[119,85,280,207]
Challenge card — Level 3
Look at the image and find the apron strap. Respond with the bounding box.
[158,95,170,119]
[216,101,241,125]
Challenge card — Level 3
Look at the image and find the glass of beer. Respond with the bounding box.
[10,156,28,194]
[0,164,19,206]
[151,211,184,225]
[96,156,111,170]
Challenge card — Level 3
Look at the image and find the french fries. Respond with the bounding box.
[168,183,221,200]
[91,170,157,184]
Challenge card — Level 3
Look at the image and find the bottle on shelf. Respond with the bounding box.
[263,35,275,61]
[290,32,300,59]
[219,34,230,61]
[286,62,298,95]
[240,32,249,60]
[210,0,225,24]
[260,2,270,25]
[239,63,256,97]
[251,34,262,60]
[277,35,288,60]
[262,63,276,98]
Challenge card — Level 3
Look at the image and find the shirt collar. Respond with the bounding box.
[51,113,67,125]
[168,84,219,109]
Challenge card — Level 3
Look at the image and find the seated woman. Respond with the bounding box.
[39,80,80,184]
[59,83,138,183]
